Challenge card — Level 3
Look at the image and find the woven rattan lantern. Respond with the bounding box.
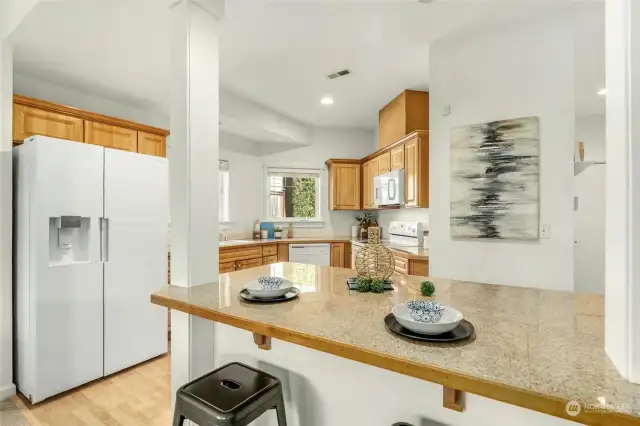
[354,227,394,280]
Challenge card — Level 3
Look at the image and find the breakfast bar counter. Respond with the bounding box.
[151,263,639,426]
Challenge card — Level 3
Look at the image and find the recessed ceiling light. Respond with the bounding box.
[598,88,608,96]
[320,97,334,105]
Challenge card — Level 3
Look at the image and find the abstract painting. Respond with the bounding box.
[450,116,539,240]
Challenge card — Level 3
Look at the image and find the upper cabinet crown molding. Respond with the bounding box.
[13,95,169,137]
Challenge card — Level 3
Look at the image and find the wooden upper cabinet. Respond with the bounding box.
[390,145,405,170]
[378,151,391,174]
[363,160,376,209]
[378,90,429,149]
[138,131,166,157]
[85,121,137,152]
[13,104,84,143]
[326,160,361,210]
[12,95,169,152]
[404,133,429,207]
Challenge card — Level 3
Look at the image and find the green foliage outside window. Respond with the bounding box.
[292,177,316,218]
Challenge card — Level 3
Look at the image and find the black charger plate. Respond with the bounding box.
[239,287,300,303]
[384,313,475,343]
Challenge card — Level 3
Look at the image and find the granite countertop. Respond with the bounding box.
[151,263,639,425]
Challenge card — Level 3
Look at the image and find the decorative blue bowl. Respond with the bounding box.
[406,300,445,323]
[257,276,285,290]
[406,300,444,312]
[409,309,443,323]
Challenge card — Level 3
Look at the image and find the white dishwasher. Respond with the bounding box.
[288,243,331,266]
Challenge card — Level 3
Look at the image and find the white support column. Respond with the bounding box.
[0,40,14,401]
[169,0,224,402]
[0,39,13,402]
[605,0,640,383]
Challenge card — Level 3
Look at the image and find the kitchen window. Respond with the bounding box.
[219,160,230,222]
[265,168,322,222]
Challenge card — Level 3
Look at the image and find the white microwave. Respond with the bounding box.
[374,169,405,206]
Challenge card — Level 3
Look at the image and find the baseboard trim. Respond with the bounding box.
[0,383,16,401]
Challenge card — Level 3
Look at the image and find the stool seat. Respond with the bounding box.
[173,362,287,426]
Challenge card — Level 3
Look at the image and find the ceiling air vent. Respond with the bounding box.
[327,69,352,80]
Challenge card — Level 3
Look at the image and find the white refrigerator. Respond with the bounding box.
[14,136,169,403]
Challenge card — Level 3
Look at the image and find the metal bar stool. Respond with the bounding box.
[173,362,287,426]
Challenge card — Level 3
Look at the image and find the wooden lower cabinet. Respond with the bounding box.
[235,258,262,271]
[263,255,278,265]
[330,243,345,268]
[393,254,429,277]
[220,261,236,273]
[219,244,282,272]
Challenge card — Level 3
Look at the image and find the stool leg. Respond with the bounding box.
[172,409,185,426]
[275,393,288,426]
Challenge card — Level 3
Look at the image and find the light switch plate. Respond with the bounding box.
[540,223,550,239]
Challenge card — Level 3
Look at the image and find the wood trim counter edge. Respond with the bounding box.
[150,292,639,426]
[14,94,169,137]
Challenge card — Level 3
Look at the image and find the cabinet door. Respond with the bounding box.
[394,256,409,275]
[85,121,137,152]
[332,163,361,210]
[378,152,391,174]
[391,145,405,170]
[220,262,236,273]
[13,104,84,143]
[362,162,370,209]
[235,258,262,271]
[262,255,278,265]
[405,137,419,207]
[138,131,166,157]
[330,243,345,268]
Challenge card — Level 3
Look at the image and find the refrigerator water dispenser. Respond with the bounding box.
[49,216,90,265]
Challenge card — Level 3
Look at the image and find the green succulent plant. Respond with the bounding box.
[370,280,386,293]
[355,277,372,292]
[420,280,436,297]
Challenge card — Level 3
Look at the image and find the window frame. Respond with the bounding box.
[219,160,230,224]
[263,167,323,223]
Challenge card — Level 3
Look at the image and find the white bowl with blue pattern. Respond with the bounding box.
[246,278,294,299]
[392,303,463,335]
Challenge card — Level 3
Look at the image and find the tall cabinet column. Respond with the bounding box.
[169,0,224,402]
[605,0,640,383]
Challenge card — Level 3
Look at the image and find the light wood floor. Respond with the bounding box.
[11,355,171,426]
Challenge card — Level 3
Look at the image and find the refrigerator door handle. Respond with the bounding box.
[100,217,110,262]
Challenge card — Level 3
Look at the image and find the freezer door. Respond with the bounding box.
[103,148,169,376]
[23,137,104,402]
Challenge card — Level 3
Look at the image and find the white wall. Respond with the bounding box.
[261,127,374,237]
[574,115,605,294]
[428,14,575,290]
[219,145,263,239]
[13,73,169,128]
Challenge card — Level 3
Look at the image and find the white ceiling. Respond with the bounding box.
[10,0,605,132]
